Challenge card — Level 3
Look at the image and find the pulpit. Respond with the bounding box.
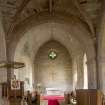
[1,81,24,99]
[76,89,103,105]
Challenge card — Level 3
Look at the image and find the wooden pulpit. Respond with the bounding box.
[1,81,24,99]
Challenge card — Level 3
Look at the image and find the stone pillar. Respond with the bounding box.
[97,5,105,94]
[86,58,97,89]
[98,57,105,94]
[76,55,84,89]
[0,15,7,97]
[72,58,77,90]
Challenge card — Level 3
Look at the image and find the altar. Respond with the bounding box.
[46,88,64,96]
[41,96,64,105]
[40,88,65,105]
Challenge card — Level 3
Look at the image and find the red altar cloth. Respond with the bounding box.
[48,99,60,105]
[41,95,64,105]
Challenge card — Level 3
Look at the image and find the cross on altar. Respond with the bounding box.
[50,71,56,81]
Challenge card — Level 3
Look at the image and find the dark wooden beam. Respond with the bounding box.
[7,0,31,35]
[80,0,87,4]
[13,0,31,22]
[49,0,53,13]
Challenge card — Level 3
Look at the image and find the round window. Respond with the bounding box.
[48,51,57,60]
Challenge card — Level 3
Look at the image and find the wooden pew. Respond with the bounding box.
[64,93,71,104]
[24,91,40,105]
[1,81,24,105]
[31,91,40,105]
[76,89,103,105]
[1,81,24,99]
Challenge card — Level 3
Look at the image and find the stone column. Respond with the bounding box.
[76,55,84,89]
[97,5,105,94]
[86,58,97,89]
[72,58,77,90]
[0,16,7,97]
[98,57,105,94]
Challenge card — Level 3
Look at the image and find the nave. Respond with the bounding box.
[1,0,105,105]
[0,89,104,105]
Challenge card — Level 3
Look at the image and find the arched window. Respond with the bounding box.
[83,54,88,89]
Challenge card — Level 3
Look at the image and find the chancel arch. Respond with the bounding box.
[13,21,96,92]
[34,40,73,91]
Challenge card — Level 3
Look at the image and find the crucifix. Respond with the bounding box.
[50,70,56,81]
[0,61,25,81]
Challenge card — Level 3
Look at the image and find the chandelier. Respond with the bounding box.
[0,61,25,69]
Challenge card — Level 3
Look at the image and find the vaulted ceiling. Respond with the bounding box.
[0,0,98,88]
[0,0,101,36]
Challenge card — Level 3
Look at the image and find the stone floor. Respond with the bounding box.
[0,98,22,105]
[0,98,68,105]
[0,98,9,105]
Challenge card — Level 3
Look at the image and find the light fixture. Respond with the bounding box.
[0,61,25,69]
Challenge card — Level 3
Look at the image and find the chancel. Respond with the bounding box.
[0,0,105,105]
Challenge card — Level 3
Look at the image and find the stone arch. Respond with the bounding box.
[10,12,96,89]
[34,40,73,90]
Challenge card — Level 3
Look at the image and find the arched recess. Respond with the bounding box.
[34,40,72,91]
[9,12,96,89]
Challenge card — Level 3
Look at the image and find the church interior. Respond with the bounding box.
[0,0,105,105]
